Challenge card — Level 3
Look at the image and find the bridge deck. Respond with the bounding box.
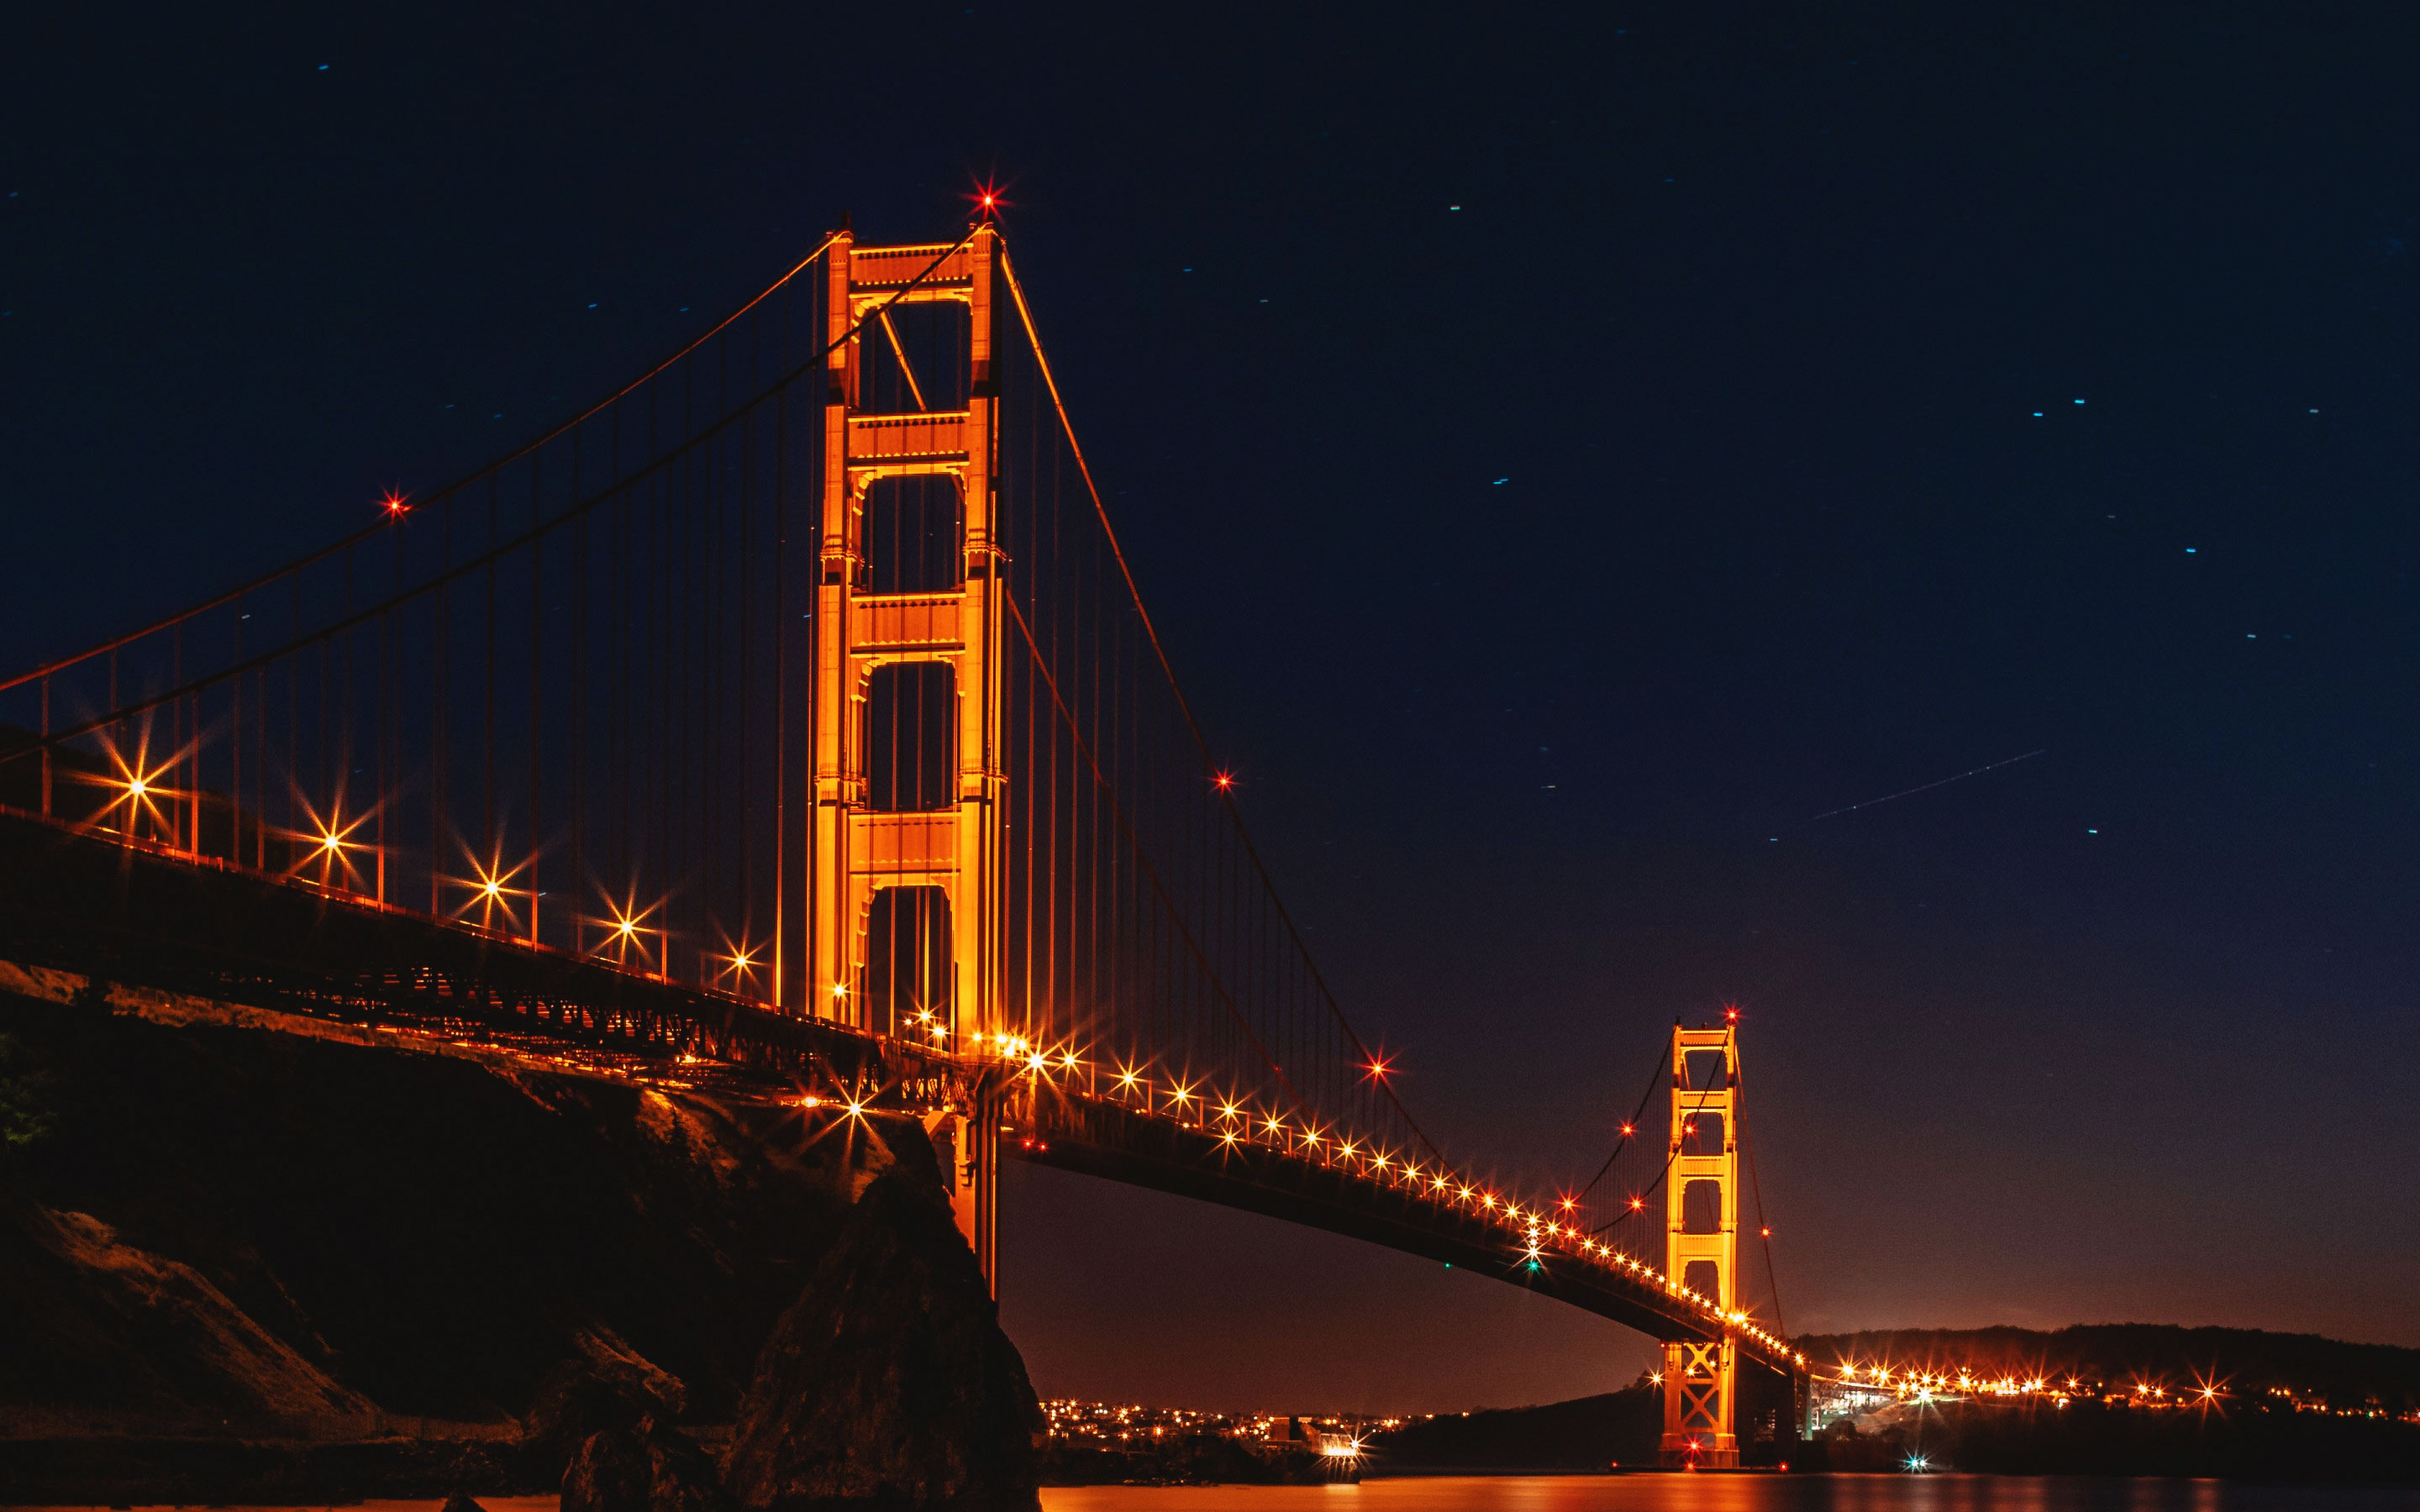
[0,807,1801,1379]
[1015,1094,1770,1356]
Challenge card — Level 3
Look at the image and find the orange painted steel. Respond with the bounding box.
[1662,1023,1744,1465]
[809,228,1007,1286]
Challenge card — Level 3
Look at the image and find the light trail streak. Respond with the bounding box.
[1807,748,2046,823]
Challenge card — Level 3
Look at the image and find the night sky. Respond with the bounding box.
[5,4,2416,1415]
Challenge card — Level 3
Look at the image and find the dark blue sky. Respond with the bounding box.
[4,3,2415,1412]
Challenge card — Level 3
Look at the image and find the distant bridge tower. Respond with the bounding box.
[811,226,1007,1289]
[1660,1022,1740,1467]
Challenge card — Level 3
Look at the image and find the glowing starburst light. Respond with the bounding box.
[448,843,534,936]
[592,888,665,971]
[281,792,378,891]
[714,942,763,992]
[82,729,191,844]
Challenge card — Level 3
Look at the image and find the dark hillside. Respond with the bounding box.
[0,983,1044,1508]
[0,986,865,1433]
[1367,1386,1660,1471]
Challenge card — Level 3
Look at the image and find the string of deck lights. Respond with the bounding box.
[823,1029,1807,1367]
[76,717,1798,1368]
[73,714,1797,1369]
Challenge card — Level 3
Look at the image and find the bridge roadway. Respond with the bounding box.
[0,806,1802,1382]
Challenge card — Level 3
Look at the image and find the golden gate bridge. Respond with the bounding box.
[0,221,1807,1466]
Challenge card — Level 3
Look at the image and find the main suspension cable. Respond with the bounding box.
[1002,593,1313,1122]
[2,233,845,695]
[1574,1041,1670,1204]
[34,229,974,744]
[997,249,1444,1165]
[1741,1107,1787,1337]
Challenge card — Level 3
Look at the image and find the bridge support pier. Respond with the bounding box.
[1660,1337,1739,1467]
[1660,1023,1741,1467]
[923,1095,998,1291]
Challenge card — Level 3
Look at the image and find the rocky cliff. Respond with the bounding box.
[0,984,1042,1508]
[722,1155,1040,1512]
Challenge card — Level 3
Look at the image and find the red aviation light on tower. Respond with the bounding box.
[1213,770,1235,791]
[1723,1004,1740,1024]
[966,177,1012,222]
[381,491,410,517]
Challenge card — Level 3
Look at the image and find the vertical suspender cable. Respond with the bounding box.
[772,380,788,1009]
[529,457,544,946]
[483,475,498,902]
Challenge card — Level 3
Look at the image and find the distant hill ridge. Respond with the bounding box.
[1797,1324,2420,1407]
[1367,1325,2420,1482]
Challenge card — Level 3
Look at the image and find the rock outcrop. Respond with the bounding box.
[560,1416,727,1512]
[722,1144,1043,1512]
[0,988,858,1439]
[525,1324,692,1474]
[0,1189,376,1435]
[0,985,1052,1509]
[2,972,1060,1499]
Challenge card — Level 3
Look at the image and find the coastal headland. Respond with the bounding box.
[0,983,1043,1506]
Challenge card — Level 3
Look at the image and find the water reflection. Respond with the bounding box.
[18,1482,2414,1512]
[1044,1478,2420,1512]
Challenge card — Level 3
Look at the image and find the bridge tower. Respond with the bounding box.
[1660,1023,1740,1467]
[810,226,1007,1289]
